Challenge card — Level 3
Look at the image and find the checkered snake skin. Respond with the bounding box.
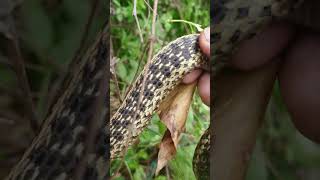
[110,34,207,159]
[212,0,303,68]
[6,27,108,179]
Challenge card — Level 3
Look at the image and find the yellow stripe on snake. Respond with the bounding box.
[111,0,304,180]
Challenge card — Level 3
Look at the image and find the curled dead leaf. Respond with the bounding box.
[155,82,197,175]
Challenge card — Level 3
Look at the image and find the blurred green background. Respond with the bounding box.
[110,0,209,179]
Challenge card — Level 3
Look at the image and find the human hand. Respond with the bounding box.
[229,21,320,143]
[183,27,210,106]
[184,20,320,143]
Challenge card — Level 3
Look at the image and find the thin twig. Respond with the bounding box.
[146,0,158,62]
[0,57,47,73]
[7,16,39,132]
[142,0,152,31]
[131,41,149,85]
[123,0,154,98]
[111,63,123,102]
[133,0,144,43]
[130,0,158,143]
[166,165,171,180]
[71,0,100,65]
[124,161,134,180]
[123,40,150,99]
[146,0,151,26]
[143,0,153,11]
[110,37,123,102]
[112,0,159,177]
[172,0,190,34]
[168,19,203,31]
[130,0,158,147]
[46,0,101,118]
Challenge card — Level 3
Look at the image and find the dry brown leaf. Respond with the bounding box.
[155,82,197,175]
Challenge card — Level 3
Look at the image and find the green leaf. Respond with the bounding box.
[116,62,128,82]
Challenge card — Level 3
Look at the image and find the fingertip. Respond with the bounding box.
[198,73,210,106]
[183,69,203,84]
[199,27,210,57]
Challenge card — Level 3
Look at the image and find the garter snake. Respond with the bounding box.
[110,1,304,179]
[110,34,208,159]
[6,26,109,180]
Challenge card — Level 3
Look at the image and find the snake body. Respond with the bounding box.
[110,0,305,178]
[110,0,304,178]
[110,34,207,158]
[213,0,303,68]
[6,27,109,180]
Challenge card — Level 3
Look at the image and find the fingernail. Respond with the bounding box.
[204,27,210,43]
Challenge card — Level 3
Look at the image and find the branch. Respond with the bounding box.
[112,0,159,177]
[133,0,144,42]
[6,16,39,133]
[130,0,158,147]
[71,0,100,65]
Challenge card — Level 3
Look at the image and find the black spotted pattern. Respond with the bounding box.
[110,34,206,158]
[6,30,109,180]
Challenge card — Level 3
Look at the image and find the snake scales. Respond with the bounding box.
[4,0,305,179]
[110,34,207,159]
[6,27,109,179]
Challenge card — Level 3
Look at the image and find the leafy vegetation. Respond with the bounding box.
[110,0,210,179]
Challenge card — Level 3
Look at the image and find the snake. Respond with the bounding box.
[110,1,305,179]
[5,26,109,180]
[4,0,306,179]
[110,34,208,159]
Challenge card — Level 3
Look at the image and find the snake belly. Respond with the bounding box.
[110,34,207,159]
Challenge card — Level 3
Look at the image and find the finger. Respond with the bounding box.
[198,72,210,106]
[279,33,320,143]
[231,22,295,70]
[182,69,203,84]
[199,27,210,57]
